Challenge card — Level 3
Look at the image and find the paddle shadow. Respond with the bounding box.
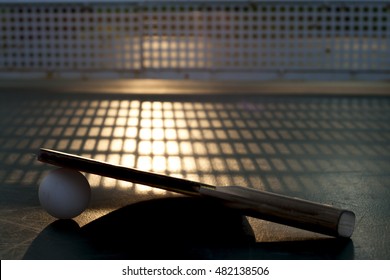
[24,196,354,259]
[24,197,255,259]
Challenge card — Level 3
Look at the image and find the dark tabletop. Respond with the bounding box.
[1,80,389,259]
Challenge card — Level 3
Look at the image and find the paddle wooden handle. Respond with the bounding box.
[200,186,355,238]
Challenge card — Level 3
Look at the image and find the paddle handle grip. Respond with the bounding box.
[200,186,355,238]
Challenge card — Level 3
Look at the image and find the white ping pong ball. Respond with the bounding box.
[39,168,91,219]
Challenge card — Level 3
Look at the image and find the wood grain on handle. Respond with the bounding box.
[200,186,355,238]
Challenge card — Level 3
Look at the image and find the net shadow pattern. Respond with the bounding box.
[0,93,389,201]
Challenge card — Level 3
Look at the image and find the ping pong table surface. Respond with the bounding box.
[0,80,389,259]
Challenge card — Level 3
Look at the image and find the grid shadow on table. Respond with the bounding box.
[1,93,389,190]
[1,92,389,259]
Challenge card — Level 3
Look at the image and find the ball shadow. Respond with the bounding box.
[24,196,354,259]
[24,196,256,259]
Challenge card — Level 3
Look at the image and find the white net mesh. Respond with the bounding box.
[0,1,389,78]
